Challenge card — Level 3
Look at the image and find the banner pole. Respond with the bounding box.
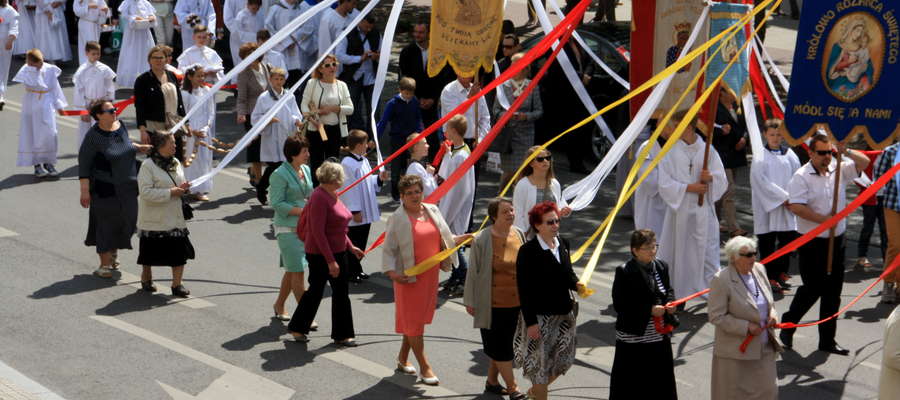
[826,150,843,275]
[698,83,721,206]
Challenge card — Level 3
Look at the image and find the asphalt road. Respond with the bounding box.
[0,4,894,399]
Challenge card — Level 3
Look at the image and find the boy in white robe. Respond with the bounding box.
[180,65,216,198]
[73,41,116,146]
[173,0,216,52]
[633,123,672,236]
[230,0,263,65]
[0,0,18,108]
[341,129,388,282]
[251,67,303,203]
[176,24,224,82]
[295,0,320,72]
[14,49,67,177]
[317,0,357,58]
[116,0,156,88]
[13,0,34,55]
[256,29,286,71]
[34,0,71,62]
[73,0,110,65]
[222,0,247,68]
[437,114,475,293]
[657,114,727,301]
[264,0,303,84]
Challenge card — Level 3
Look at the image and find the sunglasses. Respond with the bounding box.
[100,107,117,114]
[814,150,835,156]
[535,155,552,162]
[739,251,758,258]
[544,218,560,226]
[322,62,337,68]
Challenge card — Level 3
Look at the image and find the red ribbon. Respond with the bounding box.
[430,140,451,169]
[653,315,674,335]
[57,84,235,117]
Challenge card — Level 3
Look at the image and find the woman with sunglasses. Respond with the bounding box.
[514,201,583,400]
[300,54,353,185]
[512,146,571,234]
[78,100,150,278]
[708,236,783,400]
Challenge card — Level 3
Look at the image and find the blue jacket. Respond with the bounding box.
[376,94,424,140]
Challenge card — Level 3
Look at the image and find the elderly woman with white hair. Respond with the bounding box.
[708,236,783,400]
[288,161,365,346]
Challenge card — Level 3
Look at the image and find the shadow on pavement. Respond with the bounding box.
[94,289,172,316]
[344,375,455,400]
[29,273,118,299]
[221,318,287,351]
[260,341,319,371]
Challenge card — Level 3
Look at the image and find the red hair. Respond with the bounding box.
[528,201,560,230]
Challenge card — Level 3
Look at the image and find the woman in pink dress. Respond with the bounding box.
[383,174,473,386]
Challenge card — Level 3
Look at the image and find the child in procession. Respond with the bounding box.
[341,129,388,283]
[251,67,304,204]
[256,29,287,71]
[231,0,265,66]
[180,64,216,201]
[73,41,116,147]
[73,0,110,65]
[0,0,18,109]
[34,0,71,63]
[177,24,224,83]
[437,114,475,296]
[14,48,67,178]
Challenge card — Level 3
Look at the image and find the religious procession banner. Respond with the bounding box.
[427,0,504,77]
[630,0,708,117]
[783,0,900,148]
[705,2,752,98]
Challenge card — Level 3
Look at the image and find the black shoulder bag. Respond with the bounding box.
[165,171,194,221]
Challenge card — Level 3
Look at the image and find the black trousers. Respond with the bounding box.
[858,202,886,258]
[346,224,371,276]
[286,69,304,108]
[421,104,442,161]
[288,252,355,340]
[308,124,343,186]
[347,80,375,134]
[256,162,281,203]
[757,230,798,280]
[389,136,410,200]
[781,235,845,346]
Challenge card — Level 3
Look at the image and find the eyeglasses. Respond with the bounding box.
[640,244,659,251]
[100,107,117,114]
[535,155,552,162]
[322,62,337,68]
[814,150,835,156]
[739,251,758,258]
[544,218,560,226]
[402,189,422,196]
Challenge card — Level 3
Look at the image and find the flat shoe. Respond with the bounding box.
[309,321,319,331]
[484,381,507,395]
[420,374,439,386]
[335,339,358,347]
[509,391,529,400]
[273,306,290,321]
[141,280,157,292]
[396,361,417,375]
[171,285,190,298]
[289,332,309,342]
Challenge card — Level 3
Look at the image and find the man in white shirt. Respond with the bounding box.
[779,133,869,356]
[336,15,379,135]
[317,0,357,57]
[440,74,491,186]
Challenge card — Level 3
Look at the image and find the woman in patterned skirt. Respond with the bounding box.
[514,201,583,400]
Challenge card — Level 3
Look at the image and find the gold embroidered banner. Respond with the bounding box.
[427,0,504,77]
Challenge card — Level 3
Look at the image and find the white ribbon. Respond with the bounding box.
[171,0,339,136]
[531,0,615,143]
[752,38,785,112]
[742,91,766,163]
[190,0,382,188]
[561,5,710,211]
[367,0,406,166]
[494,60,511,110]
[754,34,790,92]
[546,0,630,90]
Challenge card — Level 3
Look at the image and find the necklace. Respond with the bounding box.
[739,271,760,298]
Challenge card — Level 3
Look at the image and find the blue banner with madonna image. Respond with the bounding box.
[705,2,752,98]
[782,0,900,148]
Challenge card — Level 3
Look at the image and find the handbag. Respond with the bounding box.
[165,170,194,221]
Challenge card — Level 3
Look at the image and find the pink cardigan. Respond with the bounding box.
[304,187,354,263]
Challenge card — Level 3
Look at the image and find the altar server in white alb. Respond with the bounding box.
[15,49,67,178]
[256,29,286,71]
[73,41,115,146]
[0,0,18,108]
[34,0,71,62]
[437,114,475,235]
[750,119,801,293]
[73,0,110,65]
[13,0,34,55]
[222,0,247,68]
[174,0,216,54]
[264,0,303,85]
[317,0,358,58]
[251,67,304,201]
[295,0,322,73]
[657,112,727,301]
[633,123,672,236]
[116,0,156,88]
[341,129,388,282]
[226,0,263,66]
[180,65,216,200]
[177,25,224,83]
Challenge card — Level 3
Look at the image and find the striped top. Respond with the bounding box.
[615,267,668,344]
[78,123,138,186]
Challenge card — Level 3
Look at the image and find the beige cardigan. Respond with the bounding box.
[708,263,784,360]
[382,203,457,283]
[137,158,188,231]
[463,226,525,329]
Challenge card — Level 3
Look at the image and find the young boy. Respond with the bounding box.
[72,0,110,65]
[256,29,286,71]
[177,25,224,83]
[264,0,303,86]
[34,0,71,63]
[0,0,18,109]
[229,0,264,66]
[437,114,474,295]
[376,77,423,200]
[341,129,388,282]
[73,41,115,146]
[173,0,216,52]
[14,49,67,177]
[251,67,303,204]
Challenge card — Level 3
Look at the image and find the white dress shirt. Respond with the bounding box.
[788,158,859,238]
[440,79,490,141]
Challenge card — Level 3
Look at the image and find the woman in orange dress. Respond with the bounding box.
[383,175,473,386]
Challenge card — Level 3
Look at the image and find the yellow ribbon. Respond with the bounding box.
[575,0,783,296]
[403,231,479,277]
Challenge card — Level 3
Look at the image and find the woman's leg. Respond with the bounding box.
[495,360,518,392]
[408,335,434,377]
[398,335,411,365]
[274,272,292,314]
[487,359,500,385]
[171,266,184,287]
[99,251,114,268]
[530,383,548,400]
[141,265,152,282]
[290,271,306,304]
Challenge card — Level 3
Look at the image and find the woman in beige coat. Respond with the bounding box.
[708,236,783,399]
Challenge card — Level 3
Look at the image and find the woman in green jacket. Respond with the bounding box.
[269,134,314,322]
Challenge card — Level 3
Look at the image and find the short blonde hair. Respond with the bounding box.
[446,114,468,137]
[316,160,345,185]
[724,236,758,266]
[269,67,287,78]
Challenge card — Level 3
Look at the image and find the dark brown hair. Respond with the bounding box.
[85,41,101,53]
[487,197,513,223]
[347,129,368,150]
[181,65,204,93]
[239,42,258,60]
[630,229,656,256]
[88,100,113,121]
[283,134,310,163]
[398,174,424,194]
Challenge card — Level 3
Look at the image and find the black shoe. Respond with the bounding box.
[818,343,850,355]
[358,272,370,280]
[779,330,793,349]
[334,339,358,347]
[171,285,191,298]
[141,280,157,292]
[348,275,362,283]
[484,381,507,395]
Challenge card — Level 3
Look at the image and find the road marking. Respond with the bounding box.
[0,360,67,400]
[91,316,294,400]
[0,226,19,238]
[861,361,881,371]
[117,270,216,309]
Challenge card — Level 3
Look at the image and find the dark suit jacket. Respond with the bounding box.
[134,70,186,129]
[398,43,455,103]
[612,258,675,336]
[516,236,579,326]
[713,101,748,169]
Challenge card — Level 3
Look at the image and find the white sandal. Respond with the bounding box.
[396,361,416,375]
